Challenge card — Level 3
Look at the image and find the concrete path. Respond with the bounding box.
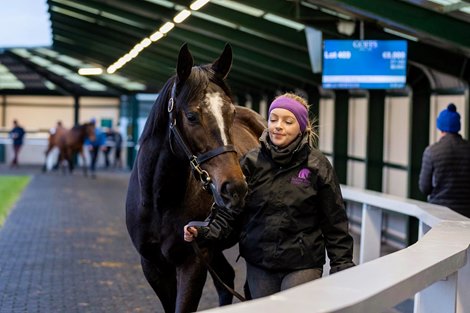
[0,166,246,313]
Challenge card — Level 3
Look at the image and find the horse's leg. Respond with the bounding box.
[67,149,74,174]
[141,257,177,313]
[59,149,67,175]
[42,144,53,172]
[175,251,209,313]
[209,250,235,305]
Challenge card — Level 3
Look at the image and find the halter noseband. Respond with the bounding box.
[167,83,236,207]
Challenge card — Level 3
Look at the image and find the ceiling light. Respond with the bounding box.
[174,9,191,23]
[159,22,175,33]
[140,38,152,47]
[78,67,103,75]
[190,0,210,11]
[150,31,164,41]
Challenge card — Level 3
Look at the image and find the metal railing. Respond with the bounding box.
[202,185,470,313]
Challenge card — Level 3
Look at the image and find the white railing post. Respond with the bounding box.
[457,249,470,313]
[414,272,457,313]
[360,203,383,263]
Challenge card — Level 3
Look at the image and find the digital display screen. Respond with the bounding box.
[322,40,408,89]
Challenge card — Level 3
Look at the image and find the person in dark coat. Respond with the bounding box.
[9,119,26,168]
[419,103,470,218]
[184,93,355,299]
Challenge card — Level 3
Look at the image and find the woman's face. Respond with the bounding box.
[268,108,301,148]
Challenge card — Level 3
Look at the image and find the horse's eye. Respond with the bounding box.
[186,112,199,123]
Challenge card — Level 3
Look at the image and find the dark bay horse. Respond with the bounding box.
[43,122,96,175]
[126,43,266,313]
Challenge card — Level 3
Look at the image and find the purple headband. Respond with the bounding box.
[268,96,308,132]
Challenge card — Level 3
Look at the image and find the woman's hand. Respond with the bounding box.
[183,225,198,242]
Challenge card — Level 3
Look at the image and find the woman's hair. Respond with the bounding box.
[273,92,318,147]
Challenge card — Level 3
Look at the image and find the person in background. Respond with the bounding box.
[113,125,123,169]
[9,119,26,168]
[184,92,355,299]
[102,127,115,168]
[419,103,470,218]
[85,118,106,178]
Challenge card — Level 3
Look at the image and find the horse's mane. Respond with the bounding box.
[139,65,233,144]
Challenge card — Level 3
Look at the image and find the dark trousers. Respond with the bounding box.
[11,144,22,166]
[89,146,100,172]
[246,262,323,299]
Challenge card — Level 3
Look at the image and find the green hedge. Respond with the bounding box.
[0,176,30,227]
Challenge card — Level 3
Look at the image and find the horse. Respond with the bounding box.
[126,43,266,313]
[42,122,96,176]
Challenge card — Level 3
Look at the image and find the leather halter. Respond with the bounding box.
[167,83,236,207]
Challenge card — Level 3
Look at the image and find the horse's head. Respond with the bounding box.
[169,43,247,209]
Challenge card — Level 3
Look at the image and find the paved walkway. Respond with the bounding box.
[0,166,246,313]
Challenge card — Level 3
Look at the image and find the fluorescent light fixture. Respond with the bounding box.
[78,67,103,75]
[159,22,175,33]
[263,13,305,31]
[150,31,164,41]
[211,0,264,16]
[190,0,210,11]
[174,9,191,23]
[384,28,418,41]
[140,38,152,47]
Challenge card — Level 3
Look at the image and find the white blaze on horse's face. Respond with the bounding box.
[205,91,229,145]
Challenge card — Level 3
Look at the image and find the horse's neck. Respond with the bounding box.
[151,141,192,206]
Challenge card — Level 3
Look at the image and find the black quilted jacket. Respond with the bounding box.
[199,133,355,273]
[419,133,470,218]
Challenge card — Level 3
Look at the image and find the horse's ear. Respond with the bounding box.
[211,43,232,80]
[176,43,193,83]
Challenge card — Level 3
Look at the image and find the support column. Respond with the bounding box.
[407,66,431,246]
[127,95,139,170]
[73,95,80,126]
[366,90,385,192]
[333,90,349,184]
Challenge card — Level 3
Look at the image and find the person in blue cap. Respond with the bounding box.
[419,103,470,218]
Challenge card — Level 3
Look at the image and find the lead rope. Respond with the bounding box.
[187,205,246,302]
[190,240,246,302]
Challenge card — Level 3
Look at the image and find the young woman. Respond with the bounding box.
[184,93,355,299]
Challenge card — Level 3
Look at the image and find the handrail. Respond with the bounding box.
[201,185,470,313]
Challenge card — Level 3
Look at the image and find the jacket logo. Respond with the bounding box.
[291,168,311,186]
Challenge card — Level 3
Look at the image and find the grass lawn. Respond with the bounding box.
[0,176,31,227]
